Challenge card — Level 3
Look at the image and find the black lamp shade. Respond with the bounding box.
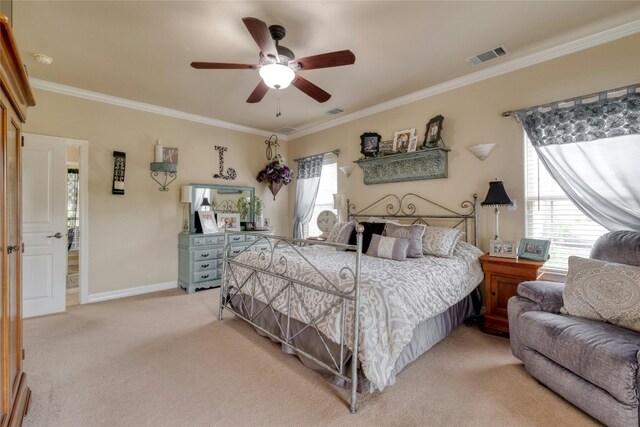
[200,197,211,208]
[481,180,513,206]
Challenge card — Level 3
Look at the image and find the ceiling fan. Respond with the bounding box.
[191,17,356,106]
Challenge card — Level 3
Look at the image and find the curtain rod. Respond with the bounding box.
[293,149,340,162]
[501,83,639,117]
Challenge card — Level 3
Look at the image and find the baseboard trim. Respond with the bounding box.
[87,281,178,303]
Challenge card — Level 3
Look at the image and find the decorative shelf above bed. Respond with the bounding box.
[354,147,450,185]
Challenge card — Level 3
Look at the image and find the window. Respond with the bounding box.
[525,138,607,273]
[306,154,338,238]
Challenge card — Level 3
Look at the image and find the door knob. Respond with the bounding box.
[46,232,64,239]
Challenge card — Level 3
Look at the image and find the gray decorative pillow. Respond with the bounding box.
[384,223,425,258]
[422,226,462,257]
[366,234,409,261]
[561,256,640,332]
[334,221,356,251]
[326,221,346,243]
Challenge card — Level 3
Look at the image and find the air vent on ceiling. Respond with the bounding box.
[325,107,345,116]
[465,45,509,66]
[275,126,299,135]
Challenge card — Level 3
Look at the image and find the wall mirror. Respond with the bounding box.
[190,184,255,233]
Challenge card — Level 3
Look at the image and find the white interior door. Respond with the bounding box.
[22,134,68,317]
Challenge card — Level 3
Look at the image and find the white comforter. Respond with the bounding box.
[226,241,484,391]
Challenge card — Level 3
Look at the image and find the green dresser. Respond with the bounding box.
[178,231,273,293]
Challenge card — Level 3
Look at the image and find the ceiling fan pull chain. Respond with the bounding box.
[276,88,282,117]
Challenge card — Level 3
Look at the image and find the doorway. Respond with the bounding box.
[22,134,89,317]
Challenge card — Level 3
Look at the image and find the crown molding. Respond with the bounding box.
[28,78,288,140]
[289,19,640,140]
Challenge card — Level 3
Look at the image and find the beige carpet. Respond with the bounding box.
[23,288,598,427]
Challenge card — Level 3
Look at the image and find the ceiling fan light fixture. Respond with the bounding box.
[259,63,295,89]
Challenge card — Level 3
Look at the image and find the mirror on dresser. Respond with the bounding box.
[190,184,255,233]
[180,184,272,293]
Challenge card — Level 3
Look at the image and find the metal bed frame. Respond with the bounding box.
[218,193,478,413]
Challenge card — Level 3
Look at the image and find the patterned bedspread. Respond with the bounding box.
[225,240,484,391]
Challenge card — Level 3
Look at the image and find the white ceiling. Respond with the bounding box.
[13,1,640,136]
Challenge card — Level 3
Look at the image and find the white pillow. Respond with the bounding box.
[561,256,640,332]
[326,222,345,243]
[422,226,462,257]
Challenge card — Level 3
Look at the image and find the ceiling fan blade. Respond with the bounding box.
[294,50,355,70]
[246,80,269,103]
[191,62,256,70]
[292,76,331,103]
[242,17,279,62]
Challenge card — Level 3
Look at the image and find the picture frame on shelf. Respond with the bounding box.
[407,136,418,153]
[489,240,517,258]
[197,211,218,234]
[517,238,551,261]
[162,147,178,164]
[392,128,415,152]
[244,222,256,231]
[217,213,241,232]
[377,140,395,155]
[360,132,381,158]
[263,217,272,229]
[423,115,444,148]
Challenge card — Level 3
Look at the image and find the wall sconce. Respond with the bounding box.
[339,165,354,177]
[181,185,192,231]
[467,143,497,160]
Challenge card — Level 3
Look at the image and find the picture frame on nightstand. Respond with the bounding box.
[517,238,551,261]
[489,240,517,258]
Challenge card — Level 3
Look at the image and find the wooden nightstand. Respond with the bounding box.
[479,255,545,335]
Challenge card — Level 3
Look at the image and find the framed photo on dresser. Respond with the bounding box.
[197,211,218,234]
[218,213,241,231]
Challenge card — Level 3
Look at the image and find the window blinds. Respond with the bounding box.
[525,139,607,273]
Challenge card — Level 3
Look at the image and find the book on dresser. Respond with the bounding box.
[178,231,274,293]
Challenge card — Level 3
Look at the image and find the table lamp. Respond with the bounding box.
[481,180,513,240]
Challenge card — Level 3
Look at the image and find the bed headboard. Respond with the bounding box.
[347,193,478,247]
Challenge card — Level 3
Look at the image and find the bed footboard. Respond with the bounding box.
[218,226,364,413]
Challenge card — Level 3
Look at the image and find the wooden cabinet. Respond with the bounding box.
[479,255,545,336]
[1,14,35,427]
[178,231,273,293]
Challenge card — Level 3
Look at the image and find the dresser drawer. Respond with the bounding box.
[193,247,222,261]
[204,235,224,245]
[193,269,221,284]
[249,244,270,253]
[228,245,248,257]
[194,260,216,272]
[228,234,246,244]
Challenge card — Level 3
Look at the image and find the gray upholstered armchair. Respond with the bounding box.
[508,230,640,427]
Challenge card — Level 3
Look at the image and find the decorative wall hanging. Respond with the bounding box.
[354,147,450,185]
[360,132,381,158]
[150,162,177,191]
[213,146,237,180]
[423,115,444,148]
[112,151,126,195]
[264,134,279,160]
[256,154,293,200]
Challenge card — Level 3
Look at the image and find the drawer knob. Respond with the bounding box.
[201,263,209,268]
[201,253,209,257]
[201,274,209,279]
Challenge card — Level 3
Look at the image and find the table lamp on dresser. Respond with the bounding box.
[481,179,514,240]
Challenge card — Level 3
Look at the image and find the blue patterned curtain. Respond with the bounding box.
[516,86,640,231]
[292,154,325,239]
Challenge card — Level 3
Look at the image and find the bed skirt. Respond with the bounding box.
[228,290,475,392]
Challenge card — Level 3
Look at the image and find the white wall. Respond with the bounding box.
[287,33,640,252]
[25,90,289,296]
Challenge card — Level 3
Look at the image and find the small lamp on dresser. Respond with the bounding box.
[481,180,514,240]
[181,185,191,231]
